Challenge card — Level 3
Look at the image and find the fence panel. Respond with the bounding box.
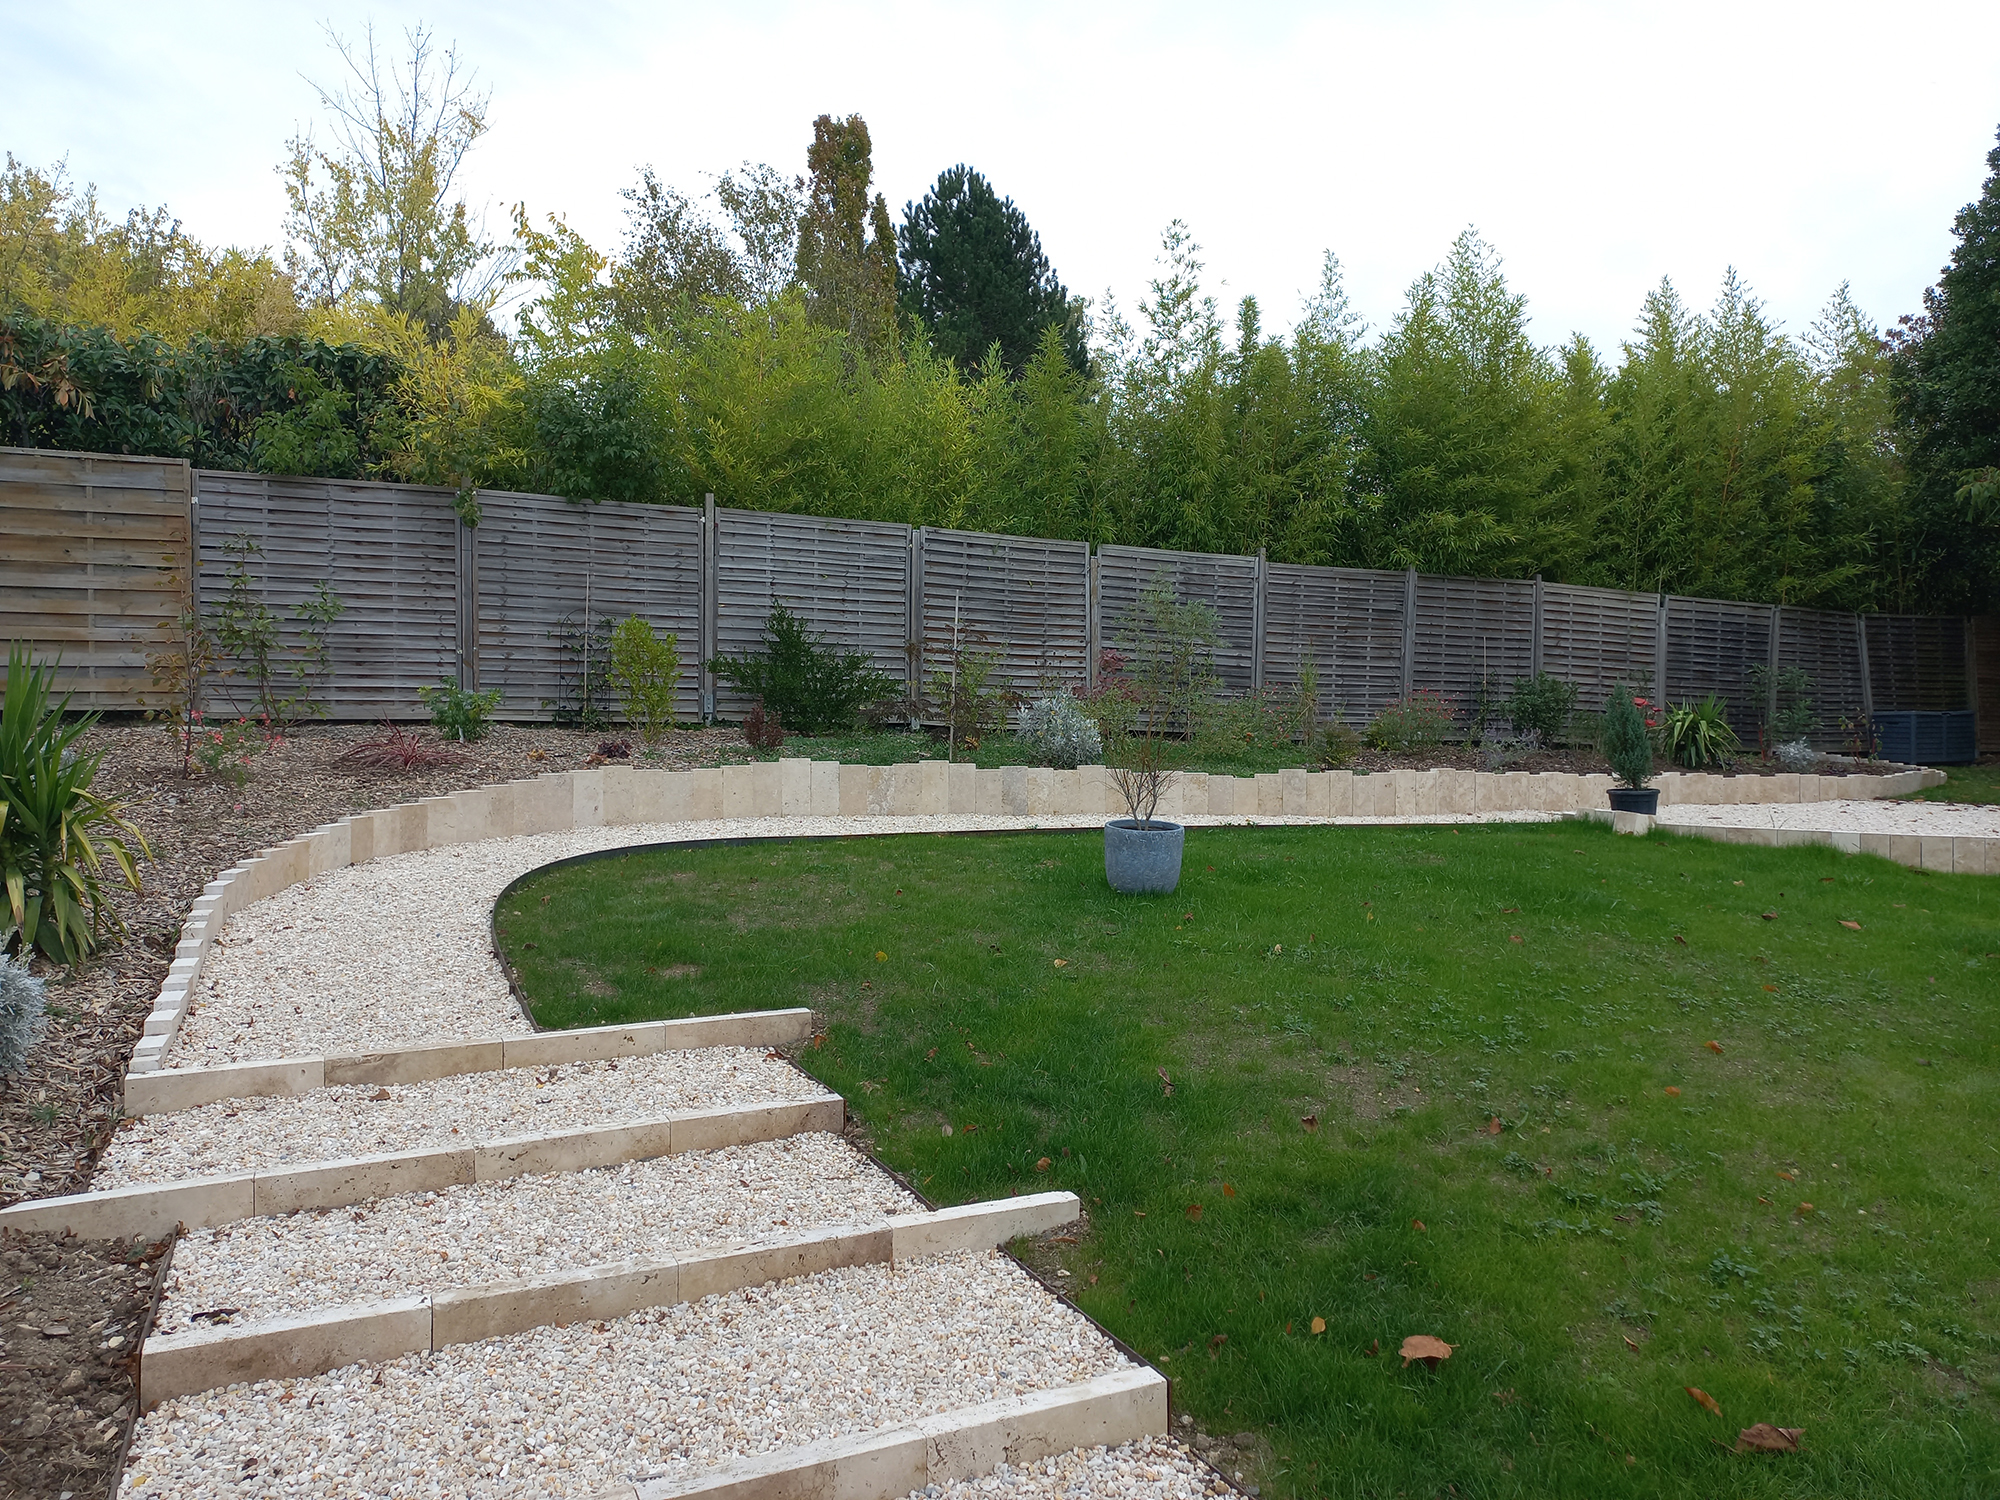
[1665,596,1772,737]
[1096,544,1260,695]
[918,528,1089,721]
[1975,616,1999,756]
[1541,584,1659,713]
[1411,574,1536,724]
[194,471,459,717]
[473,492,703,722]
[1262,563,1406,726]
[1,448,191,708]
[713,508,912,718]
[1867,615,1969,714]
[1777,608,1867,749]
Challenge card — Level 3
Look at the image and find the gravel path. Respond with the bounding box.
[97,1049,824,1186]
[171,811,1557,1069]
[1663,798,2000,836]
[153,1132,918,1334]
[906,1438,1222,1498]
[123,1250,1129,1500]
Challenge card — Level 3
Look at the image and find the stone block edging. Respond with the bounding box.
[0,1095,843,1242]
[594,1365,1168,1500]
[138,1191,1081,1408]
[123,1009,814,1116]
[131,758,1946,1073]
[1580,810,1996,874]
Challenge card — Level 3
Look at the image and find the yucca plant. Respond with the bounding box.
[1662,695,1742,769]
[1,643,150,965]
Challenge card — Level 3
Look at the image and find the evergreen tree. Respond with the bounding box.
[796,114,898,359]
[897,165,1084,375]
[1890,124,2000,612]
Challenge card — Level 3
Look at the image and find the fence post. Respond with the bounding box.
[1855,614,1874,720]
[456,514,479,691]
[1766,605,1784,727]
[908,527,925,726]
[700,494,717,722]
[1400,567,1417,699]
[1654,595,1669,704]
[1530,575,1544,679]
[1251,547,1268,693]
[1086,550,1100,692]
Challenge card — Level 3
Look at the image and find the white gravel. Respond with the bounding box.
[97,1048,825,1186]
[122,1249,1129,1500]
[169,811,1558,1069]
[1663,797,2000,836]
[906,1438,1223,1499]
[153,1132,918,1334]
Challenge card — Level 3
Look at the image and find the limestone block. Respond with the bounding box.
[877,763,913,815]
[124,1058,322,1117]
[890,1192,1078,1260]
[1025,767,1055,816]
[141,1297,430,1409]
[307,820,352,875]
[811,760,842,816]
[473,1120,676,1181]
[502,1024,668,1069]
[1920,837,1956,873]
[346,812,375,865]
[1888,835,1921,867]
[678,767,717,821]
[325,1040,504,1088]
[1431,769,1470,815]
[947,761,978,814]
[1253,773,1282,816]
[432,1260,677,1349]
[1321,770,1353,817]
[751,760,782,816]
[0,1174,256,1241]
[1280,768,1308,817]
[256,1147,476,1216]
[1000,765,1030,815]
[1408,769,1438,816]
[1204,775,1234,817]
[671,1095,845,1155]
[916,1368,1168,1487]
[631,1420,925,1500]
[1951,837,1990,875]
[571,769,606,828]
[1832,830,1862,854]
[722,764,757,819]
[651,1008,812,1051]
[509,775,568,835]
[916,760,949,814]
[677,1226,892,1305]
[974,767,1004,815]
[593,768,635,826]
[1049,768,1087,815]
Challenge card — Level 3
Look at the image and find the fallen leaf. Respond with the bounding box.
[962,1123,978,1133]
[1757,1195,1770,1204]
[1686,1386,1723,1417]
[1411,1218,1427,1232]
[1777,1170,1794,1179]
[1762,984,1778,992]
[1839,920,1861,930]
[1623,1334,1640,1352]
[1665,1086,1681,1096]
[941,1124,953,1137]
[875,950,887,961]
[1311,1316,1327,1335]
[924,1047,937,1060]
[1509,934,1524,944]
[1362,1336,1380,1355]
[1272,943,1283,955]
[1157,1066,1175,1096]
[1735,1424,1804,1454]
[1208,1333,1228,1358]
[1400,1335,1454,1367]
[1706,1040,1724,1054]
[858,1079,881,1094]
[1222,1182,1237,1198]
[1182,912,1194,920]
[1052,958,1069,968]
[1487,1116,1503,1135]
[1035,1157,1052,1172]
[1301,1113,1319,1132]
[1186,1203,1204,1221]
[1820,876,1835,883]
[1132,1209,1145,1217]
[1501,906,1519,913]
[1284,1320,1292,1333]
[1733,880,1744,886]
[369,1087,391,1102]
[1674,934,1687,945]
[1797,1202,1814,1215]
[1761,911,1777,921]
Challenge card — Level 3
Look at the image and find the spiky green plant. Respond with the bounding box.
[1,643,150,965]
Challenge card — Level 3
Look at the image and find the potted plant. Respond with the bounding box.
[1106,727,1185,893]
[1099,579,1214,894]
[1602,687,1659,815]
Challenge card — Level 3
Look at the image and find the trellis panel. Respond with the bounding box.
[194,470,459,717]
[918,528,1089,720]
[1867,615,1969,713]
[0,447,191,708]
[1410,574,1536,726]
[1541,584,1659,712]
[1262,563,1407,727]
[1096,544,1260,695]
[1777,607,1867,749]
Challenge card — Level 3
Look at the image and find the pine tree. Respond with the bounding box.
[897,165,1083,375]
[795,114,898,359]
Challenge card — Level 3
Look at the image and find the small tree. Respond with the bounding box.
[1601,687,1655,789]
[708,603,891,735]
[606,616,680,745]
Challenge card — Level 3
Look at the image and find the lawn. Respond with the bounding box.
[1906,761,2000,805]
[496,823,2000,1498]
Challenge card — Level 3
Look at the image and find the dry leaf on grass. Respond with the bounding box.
[1412,1218,1427,1232]
[1665,1085,1681,1096]
[1208,1333,1228,1358]
[1035,1157,1051,1172]
[1686,1386,1723,1417]
[1673,934,1687,945]
[1509,934,1524,944]
[1487,1117,1503,1136]
[1157,1067,1175,1096]
[1623,1334,1640,1352]
[1760,911,1777,921]
[1705,1040,1724,1054]
[1301,1113,1319,1132]
[1222,1182,1237,1198]
[1839,920,1861,930]
[1186,1203,1203,1221]
[1052,958,1069,968]
[1400,1335,1454,1367]
[1310,1316,1326,1335]
[1734,1424,1804,1453]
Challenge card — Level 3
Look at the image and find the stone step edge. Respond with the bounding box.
[121,1009,815,1117]
[603,1364,1168,1500]
[0,1094,844,1242]
[137,1192,1080,1408]
[1575,808,1998,873]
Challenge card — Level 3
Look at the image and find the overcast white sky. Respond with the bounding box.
[8,0,2000,356]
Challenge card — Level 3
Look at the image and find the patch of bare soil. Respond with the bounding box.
[0,1230,171,1500]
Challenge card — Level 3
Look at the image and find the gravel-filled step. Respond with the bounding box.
[123,1249,1129,1500]
[97,1050,828,1187]
[901,1438,1224,1499]
[152,1132,917,1335]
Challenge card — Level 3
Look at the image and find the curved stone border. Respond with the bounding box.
[132,757,1944,1075]
[1586,809,1997,872]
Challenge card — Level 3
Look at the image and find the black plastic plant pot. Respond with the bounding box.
[1606,787,1660,815]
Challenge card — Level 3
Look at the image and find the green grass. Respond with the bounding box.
[1906,761,2000,805]
[497,824,2000,1498]
[749,726,1328,778]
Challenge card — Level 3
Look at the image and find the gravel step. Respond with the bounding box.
[123,1249,1129,1500]
[898,1439,1223,1499]
[152,1132,918,1335]
[98,1048,827,1187]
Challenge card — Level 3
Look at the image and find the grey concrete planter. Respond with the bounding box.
[1104,818,1185,894]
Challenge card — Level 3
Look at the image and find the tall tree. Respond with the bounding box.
[795,114,898,358]
[1890,124,2000,612]
[610,167,748,332]
[279,23,515,336]
[897,165,1083,375]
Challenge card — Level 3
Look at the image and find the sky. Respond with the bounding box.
[8,0,2000,356]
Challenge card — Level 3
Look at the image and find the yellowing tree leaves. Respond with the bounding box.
[1686,1386,1723,1417]
[1400,1335,1454,1367]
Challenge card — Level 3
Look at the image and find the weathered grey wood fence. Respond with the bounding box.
[1,447,1989,750]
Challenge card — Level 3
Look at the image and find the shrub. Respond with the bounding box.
[1,643,150,965]
[1117,579,1221,735]
[606,616,681,745]
[335,722,464,773]
[1319,721,1362,767]
[1023,692,1104,769]
[212,534,345,724]
[926,642,1008,750]
[1365,690,1456,752]
[1601,688,1655,789]
[1661,696,1741,769]
[708,604,893,736]
[0,950,47,1073]
[1747,663,1816,747]
[1774,738,1818,771]
[1506,673,1579,743]
[744,704,786,751]
[418,681,503,742]
[191,714,274,785]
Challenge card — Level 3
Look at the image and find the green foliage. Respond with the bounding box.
[1021,692,1103,770]
[1365,689,1457,751]
[543,610,613,729]
[797,114,899,358]
[0,643,149,964]
[211,535,346,723]
[417,679,501,742]
[191,715,270,784]
[925,641,1008,750]
[605,616,680,744]
[0,950,47,1073]
[1661,695,1742,769]
[1747,662,1816,745]
[1115,578,1221,735]
[708,603,893,736]
[897,164,1083,375]
[1506,672,1579,743]
[1318,720,1362,767]
[1601,687,1655,788]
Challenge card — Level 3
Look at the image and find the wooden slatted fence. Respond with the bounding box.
[1262,563,1407,727]
[917,527,1090,719]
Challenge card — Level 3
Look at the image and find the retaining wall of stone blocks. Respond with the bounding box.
[131,758,1946,1075]
[1584,809,2000,873]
